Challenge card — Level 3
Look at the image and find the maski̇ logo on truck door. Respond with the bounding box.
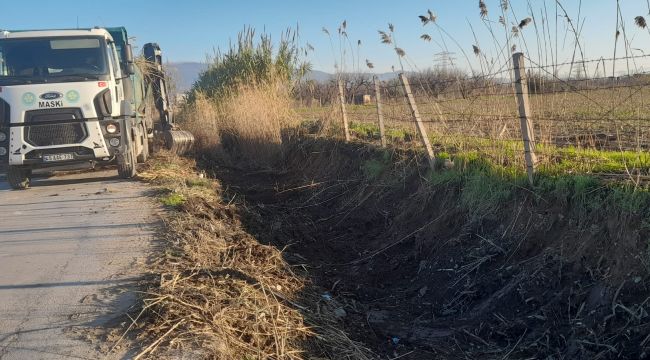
[39,92,64,108]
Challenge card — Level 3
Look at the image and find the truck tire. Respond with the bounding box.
[137,124,149,163]
[117,145,137,179]
[7,166,31,190]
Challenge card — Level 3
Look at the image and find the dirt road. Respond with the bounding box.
[0,169,157,359]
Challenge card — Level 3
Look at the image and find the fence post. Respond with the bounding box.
[374,76,387,148]
[399,73,436,170]
[337,78,351,142]
[512,53,537,185]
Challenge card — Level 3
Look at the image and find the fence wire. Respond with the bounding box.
[296,54,650,182]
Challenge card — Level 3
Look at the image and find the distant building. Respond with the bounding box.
[353,94,373,105]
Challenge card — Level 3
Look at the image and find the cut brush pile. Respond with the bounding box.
[133,152,373,359]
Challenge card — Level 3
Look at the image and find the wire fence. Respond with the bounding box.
[296,53,650,184]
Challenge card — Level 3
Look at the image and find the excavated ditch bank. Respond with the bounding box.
[200,138,650,359]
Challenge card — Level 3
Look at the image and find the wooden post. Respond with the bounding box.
[512,53,537,185]
[374,76,387,148]
[337,78,351,142]
[399,73,436,170]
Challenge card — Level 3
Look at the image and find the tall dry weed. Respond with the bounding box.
[178,26,308,167]
[178,93,221,152]
[181,81,298,167]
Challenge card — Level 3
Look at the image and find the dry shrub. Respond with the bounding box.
[180,81,298,167]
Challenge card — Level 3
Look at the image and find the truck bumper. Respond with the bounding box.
[6,117,130,169]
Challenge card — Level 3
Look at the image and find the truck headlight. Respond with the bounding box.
[0,131,6,142]
[106,123,118,134]
[109,138,120,147]
[0,147,6,156]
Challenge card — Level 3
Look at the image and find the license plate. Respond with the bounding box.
[43,153,74,162]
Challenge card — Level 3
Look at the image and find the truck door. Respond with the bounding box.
[106,41,123,117]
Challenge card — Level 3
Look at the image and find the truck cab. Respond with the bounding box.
[0,27,149,189]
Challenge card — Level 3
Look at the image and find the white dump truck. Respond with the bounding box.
[0,27,192,189]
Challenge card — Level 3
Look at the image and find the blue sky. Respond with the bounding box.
[1,1,649,74]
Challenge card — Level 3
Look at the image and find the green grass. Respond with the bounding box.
[361,159,386,179]
[186,177,211,188]
[420,152,650,224]
[346,121,650,177]
[350,122,380,139]
[546,146,650,174]
[349,122,412,142]
[160,192,186,207]
[361,151,392,180]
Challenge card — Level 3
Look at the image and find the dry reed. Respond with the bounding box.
[180,81,299,167]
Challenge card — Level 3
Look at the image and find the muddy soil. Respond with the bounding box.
[202,139,650,359]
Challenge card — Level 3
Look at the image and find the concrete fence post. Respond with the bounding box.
[374,76,387,148]
[399,73,436,170]
[512,53,537,185]
[337,78,351,142]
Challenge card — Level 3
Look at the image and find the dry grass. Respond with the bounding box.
[176,93,222,153]
[131,152,373,359]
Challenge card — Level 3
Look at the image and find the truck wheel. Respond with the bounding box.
[117,145,137,179]
[7,166,31,190]
[137,125,149,163]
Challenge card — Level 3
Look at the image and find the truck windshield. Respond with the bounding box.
[0,37,109,85]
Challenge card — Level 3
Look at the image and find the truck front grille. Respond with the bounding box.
[23,108,88,146]
[25,123,87,146]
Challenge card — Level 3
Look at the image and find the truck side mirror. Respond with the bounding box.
[126,63,136,76]
[125,44,134,64]
[124,45,136,75]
